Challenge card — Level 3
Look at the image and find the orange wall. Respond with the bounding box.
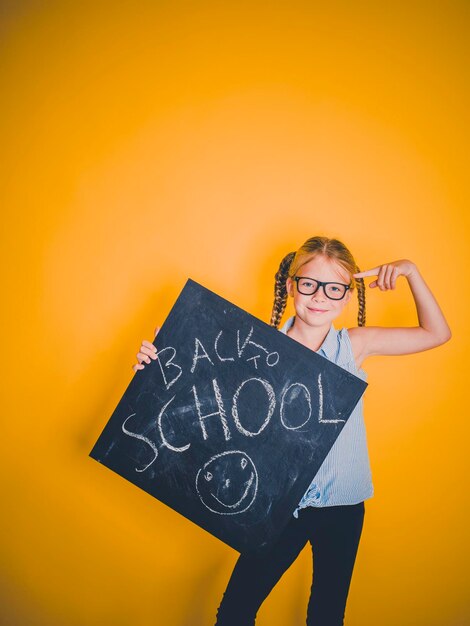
[1,2,468,625]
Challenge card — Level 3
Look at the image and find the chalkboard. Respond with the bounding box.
[89,278,367,553]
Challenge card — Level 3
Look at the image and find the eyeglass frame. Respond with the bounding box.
[293,276,352,301]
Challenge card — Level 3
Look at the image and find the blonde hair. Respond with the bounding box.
[270,235,366,329]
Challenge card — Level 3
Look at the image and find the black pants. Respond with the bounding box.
[215,501,365,626]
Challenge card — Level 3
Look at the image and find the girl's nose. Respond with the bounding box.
[312,287,327,302]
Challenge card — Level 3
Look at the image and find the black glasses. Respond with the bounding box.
[293,276,351,300]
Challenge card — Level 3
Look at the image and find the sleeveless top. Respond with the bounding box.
[279,315,374,515]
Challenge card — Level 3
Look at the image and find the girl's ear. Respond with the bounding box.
[286,277,293,297]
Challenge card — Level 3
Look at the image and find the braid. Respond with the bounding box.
[270,251,296,329]
[355,265,366,327]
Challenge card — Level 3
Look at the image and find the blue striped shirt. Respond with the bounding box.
[279,316,374,515]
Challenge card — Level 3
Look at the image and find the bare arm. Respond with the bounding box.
[348,259,452,365]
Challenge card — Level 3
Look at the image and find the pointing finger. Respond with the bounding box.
[353,267,381,278]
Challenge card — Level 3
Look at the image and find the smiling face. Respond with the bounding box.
[196,451,258,515]
[285,254,353,329]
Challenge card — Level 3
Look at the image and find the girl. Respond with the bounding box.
[132,236,451,626]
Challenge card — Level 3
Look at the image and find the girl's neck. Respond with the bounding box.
[286,316,331,352]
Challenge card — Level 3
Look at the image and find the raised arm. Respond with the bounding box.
[348,259,452,364]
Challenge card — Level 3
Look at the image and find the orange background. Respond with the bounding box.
[1,2,469,625]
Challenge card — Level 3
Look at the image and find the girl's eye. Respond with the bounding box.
[205,472,213,481]
[331,286,340,292]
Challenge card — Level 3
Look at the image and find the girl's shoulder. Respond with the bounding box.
[345,326,366,355]
[339,327,368,377]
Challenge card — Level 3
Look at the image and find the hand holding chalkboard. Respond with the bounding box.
[132,326,160,372]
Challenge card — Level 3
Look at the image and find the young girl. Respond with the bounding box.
[132,235,451,626]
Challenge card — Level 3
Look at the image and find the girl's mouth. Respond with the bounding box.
[307,307,328,313]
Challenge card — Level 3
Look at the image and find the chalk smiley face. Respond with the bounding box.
[196,451,258,515]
